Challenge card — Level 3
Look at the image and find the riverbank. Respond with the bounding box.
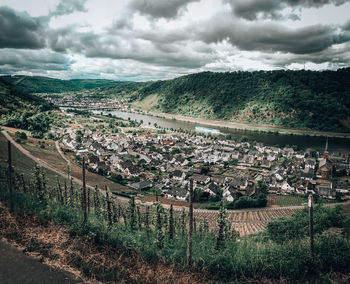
[86,106,350,138]
[91,108,350,152]
[145,110,350,139]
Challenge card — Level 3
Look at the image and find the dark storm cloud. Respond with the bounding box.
[46,24,212,68]
[344,20,350,31]
[49,7,348,69]
[50,0,87,17]
[259,43,350,68]
[0,7,47,49]
[0,49,72,73]
[0,0,348,78]
[226,0,349,20]
[83,38,211,68]
[128,0,200,18]
[48,27,99,53]
[193,14,350,54]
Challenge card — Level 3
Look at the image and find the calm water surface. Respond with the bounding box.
[91,109,350,153]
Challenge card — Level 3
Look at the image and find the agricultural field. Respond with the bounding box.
[267,194,306,207]
[191,207,298,236]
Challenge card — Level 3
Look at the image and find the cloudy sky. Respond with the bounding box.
[0,0,349,81]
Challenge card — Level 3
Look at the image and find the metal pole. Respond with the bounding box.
[186,179,193,267]
[8,141,13,212]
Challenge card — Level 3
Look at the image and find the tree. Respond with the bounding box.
[15,131,27,140]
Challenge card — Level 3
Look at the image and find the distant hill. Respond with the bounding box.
[0,78,55,137]
[3,68,350,132]
[98,68,350,132]
[0,78,43,114]
[0,75,117,93]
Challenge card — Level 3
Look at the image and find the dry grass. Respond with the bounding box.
[132,93,159,112]
[0,202,210,284]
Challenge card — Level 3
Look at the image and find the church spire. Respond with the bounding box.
[325,136,328,153]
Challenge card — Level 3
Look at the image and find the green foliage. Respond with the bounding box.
[0,79,54,134]
[1,75,117,93]
[266,205,345,242]
[316,229,350,272]
[226,193,267,209]
[100,68,350,132]
[127,196,136,230]
[15,131,27,139]
[198,193,267,210]
[343,216,350,237]
[66,108,91,116]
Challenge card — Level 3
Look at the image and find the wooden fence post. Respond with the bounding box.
[106,188,112,228]
[82,156,87,225]
[169,204,174,240]
[186,179,193,267]
[8,141,13,212]
[70,178,74,206]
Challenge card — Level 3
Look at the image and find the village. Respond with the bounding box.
[51,110,350,205]
[37,92,130,110]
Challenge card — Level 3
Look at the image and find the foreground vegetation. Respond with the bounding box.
[0,163,349,283]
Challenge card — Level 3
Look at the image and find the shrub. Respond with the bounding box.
[15,131,27,139]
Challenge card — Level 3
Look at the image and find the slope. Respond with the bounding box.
[0,78,54,137]
[0,75,118,93]
[101,68,350,132]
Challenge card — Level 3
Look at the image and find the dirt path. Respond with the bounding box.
[0,240,82,284]
[1,130,129,204]
[55,141,71,166]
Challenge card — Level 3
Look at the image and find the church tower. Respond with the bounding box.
[322,136,329,159]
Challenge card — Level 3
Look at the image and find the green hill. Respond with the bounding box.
[100,68,350,132]
[3,68,350,132]
[0,78,55,137]
[0,75,117,93]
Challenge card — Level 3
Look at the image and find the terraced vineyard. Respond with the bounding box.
[267,194,307,207]
[191,207,299,237]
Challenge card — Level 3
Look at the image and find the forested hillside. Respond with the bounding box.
[0,78,55,137]
[2,68,350,132]
[101,68,350,132]
[0,75,117,93]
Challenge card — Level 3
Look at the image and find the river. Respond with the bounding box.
[91,109,350,153]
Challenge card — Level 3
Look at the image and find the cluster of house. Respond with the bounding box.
[38,93,129,110]
[54,125,350,202]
